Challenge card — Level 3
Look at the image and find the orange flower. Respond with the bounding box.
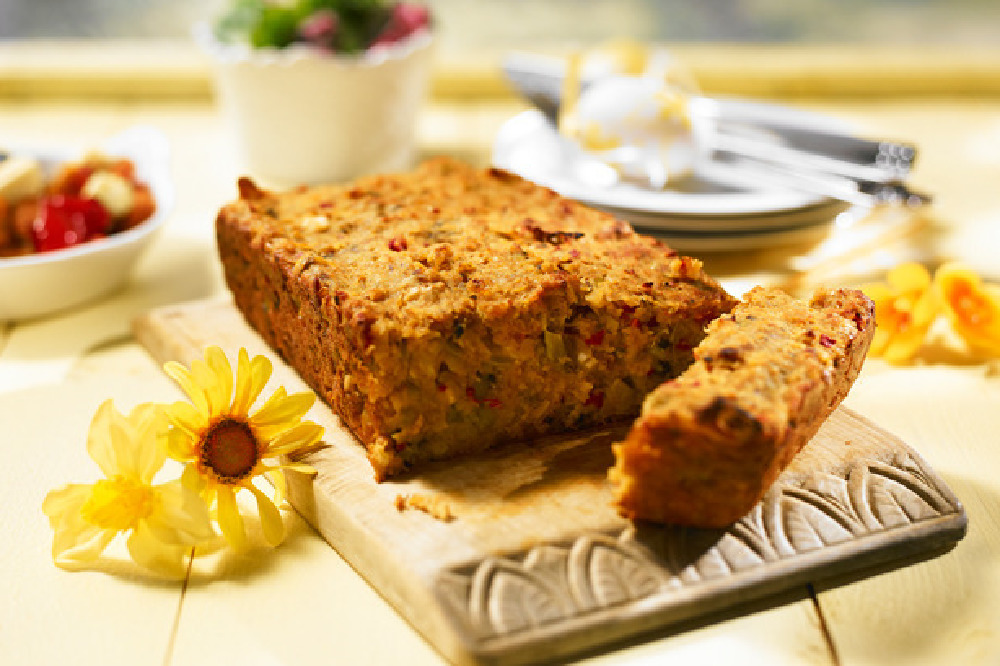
[861,262,940,364]
[934,262,1000,356]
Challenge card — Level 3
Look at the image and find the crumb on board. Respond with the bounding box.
[395,493,456,522]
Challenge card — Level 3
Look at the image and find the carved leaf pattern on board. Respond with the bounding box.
[437,452,963,640]
[469,555,573,634]
[566,534,668,610]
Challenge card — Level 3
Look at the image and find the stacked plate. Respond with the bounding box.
[491,100,859,253]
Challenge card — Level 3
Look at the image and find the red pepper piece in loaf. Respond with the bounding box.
[609,286,875,528]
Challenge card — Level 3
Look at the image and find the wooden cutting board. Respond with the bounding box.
[135,298,967,666]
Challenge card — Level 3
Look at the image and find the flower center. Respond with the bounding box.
[80,476,157,531]
[200,418,259,483]
[949,283,991,327]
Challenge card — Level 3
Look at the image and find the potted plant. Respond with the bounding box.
[198,0,434,185]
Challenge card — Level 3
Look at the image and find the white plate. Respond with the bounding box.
[650,224,834,253]
[0,126,174,321]
[592,198,852,234]
[628,215,838,253]
[491,99,855,219]
[622,204,867,253]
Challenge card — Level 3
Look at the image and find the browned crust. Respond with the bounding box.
[216,158,736,479]
[610,286,875,528]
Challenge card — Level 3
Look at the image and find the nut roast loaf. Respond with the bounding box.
[216,158,737,480]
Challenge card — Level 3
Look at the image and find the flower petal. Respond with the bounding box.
[251,390,315,435]
[263,468,288,506]
[233,349,272,416]
[52,526,116,570]
[231,348,253,415]
[163,400,208,438]
[276,462,318,476]
[189,357,222,416]
[246,482,285,546]
[126,523,192,579]
[869,327,891,357]
[44,484,117,568]
[261,422,325,457]
[216,485,248,550]
[42,483,92,526]
[248,385,286,423]
[859,282,893,304]
[910,280,941,328]
[128,403,168,485]
[882,326,927,364]
[888,262,932,292]
[936,262,1000,355]
[881,285,939,364]
[204,346,234,416]
[128,402,165,436]
[181,463,208,495]
[85,400,119,478]
[166,428,198,464]
[164,360,210,415]
[145,480,217,546]
[108,419,142,481]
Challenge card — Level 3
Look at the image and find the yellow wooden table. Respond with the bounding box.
[1,42,998,665]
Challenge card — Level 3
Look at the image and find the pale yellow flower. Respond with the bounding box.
[162,347,323,550]
[861,262,941,364]
[42,400,216,576]
[935,262,1000,356]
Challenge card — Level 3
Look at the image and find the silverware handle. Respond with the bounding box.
[704,150,931,208]
[704,129,915,183]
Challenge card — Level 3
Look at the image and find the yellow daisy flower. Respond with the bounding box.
[861,262,941,364]
[42,400,216,576]
[935,262,1000,357]
[162,346,323,550]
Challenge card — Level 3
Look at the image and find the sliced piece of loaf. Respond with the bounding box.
[610,286,875,527]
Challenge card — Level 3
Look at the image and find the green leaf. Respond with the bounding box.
[250,6,302,48]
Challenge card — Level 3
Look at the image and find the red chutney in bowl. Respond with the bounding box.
[0,153,156,258]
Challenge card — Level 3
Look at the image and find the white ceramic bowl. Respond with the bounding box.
[0,126,174,321]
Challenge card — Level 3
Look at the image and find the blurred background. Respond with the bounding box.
[2,0,999,49]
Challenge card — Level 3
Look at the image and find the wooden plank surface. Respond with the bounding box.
[134,297,968,666]
[0,374,191,666]
[818,364,1000,666]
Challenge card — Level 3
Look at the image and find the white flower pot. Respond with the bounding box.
[197,23,433,186]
